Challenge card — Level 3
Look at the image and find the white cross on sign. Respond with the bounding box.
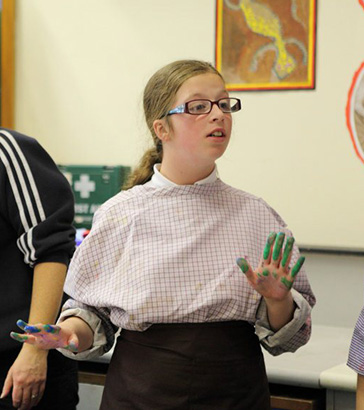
[74,174,96,199]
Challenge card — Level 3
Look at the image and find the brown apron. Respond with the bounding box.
[100,321,270,410]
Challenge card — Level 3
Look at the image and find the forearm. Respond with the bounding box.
[28,262,68,324]
[264,292,295,331]
[357,374,364,410]
[18,262,68,358]
[29,263,94,352]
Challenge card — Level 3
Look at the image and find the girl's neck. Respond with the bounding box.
[159,162,215,185]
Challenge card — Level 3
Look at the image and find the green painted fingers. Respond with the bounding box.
[280,256,306,290]
[10,332,28,342]
[263,232,277,260]
[236,257,249,273]
[272,232,285,261]
[291,256,305,278]
[263,232,295,264]
[281,236,295,268]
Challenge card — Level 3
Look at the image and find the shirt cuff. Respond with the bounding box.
[255,288,312,355]
[56,308,108,361]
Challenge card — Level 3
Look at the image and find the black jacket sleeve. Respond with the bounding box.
[0,128,75,267]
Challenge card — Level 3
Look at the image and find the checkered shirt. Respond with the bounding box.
[60,179,315,359]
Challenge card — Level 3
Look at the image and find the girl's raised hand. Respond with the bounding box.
[236,232,305,301]
[10,320,79,352]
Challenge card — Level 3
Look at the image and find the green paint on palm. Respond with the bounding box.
[282,237,295,267]
[281,277,293,290]
[262,269,269,276]
[272,232,285,261]
[263,232,276,259]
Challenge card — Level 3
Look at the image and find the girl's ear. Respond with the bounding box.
[153,119,171,142]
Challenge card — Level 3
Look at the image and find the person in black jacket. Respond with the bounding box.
[0,128,79,410]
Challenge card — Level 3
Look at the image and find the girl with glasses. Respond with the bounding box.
[10,59,315,410]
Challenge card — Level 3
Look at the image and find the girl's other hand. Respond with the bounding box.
[10,320,79,352]
[236,232,305,301]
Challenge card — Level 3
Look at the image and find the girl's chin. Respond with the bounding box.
[207,149,228,162]
[207,136,227,143]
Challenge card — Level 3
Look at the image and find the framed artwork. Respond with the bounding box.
[346,62,364,165]
[0,0,15,128]
[215,0,317,91]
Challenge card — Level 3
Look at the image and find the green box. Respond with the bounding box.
[58,164,130,229]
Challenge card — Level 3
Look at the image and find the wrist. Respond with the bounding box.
[21,343,49,356]
[264,293,295,332]
[264,292,293,308]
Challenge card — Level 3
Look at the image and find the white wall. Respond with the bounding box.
[303,252,364,328]
[11,0,364,273]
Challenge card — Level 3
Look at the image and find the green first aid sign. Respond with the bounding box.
[58,165,130,229]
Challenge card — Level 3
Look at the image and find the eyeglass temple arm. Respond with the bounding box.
[167,104,186,116]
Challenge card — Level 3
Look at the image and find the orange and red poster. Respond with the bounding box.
[347,63,364,165]
[215,0,317,91]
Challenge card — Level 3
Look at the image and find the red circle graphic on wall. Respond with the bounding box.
[360,0,364,10]
[346,62,364,164]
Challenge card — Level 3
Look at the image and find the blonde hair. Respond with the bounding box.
[123,60,223,189]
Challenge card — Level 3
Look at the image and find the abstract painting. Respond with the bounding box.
[215,0,317,91]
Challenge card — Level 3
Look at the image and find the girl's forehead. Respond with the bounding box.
[176,73,227,100]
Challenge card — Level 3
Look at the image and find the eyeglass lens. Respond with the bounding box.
[187,98,240,114]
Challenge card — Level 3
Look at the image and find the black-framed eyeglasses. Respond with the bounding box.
[167,98,241,116]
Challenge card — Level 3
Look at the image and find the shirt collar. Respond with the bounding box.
[149,164,218,188]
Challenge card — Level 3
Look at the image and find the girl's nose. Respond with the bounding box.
[210,103,225,120]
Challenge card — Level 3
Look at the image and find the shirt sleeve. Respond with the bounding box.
[0,129,75,267]
[347,307,364,375]
[57,205,121,360]
[57,302,114,360]
[255,288,312,356]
